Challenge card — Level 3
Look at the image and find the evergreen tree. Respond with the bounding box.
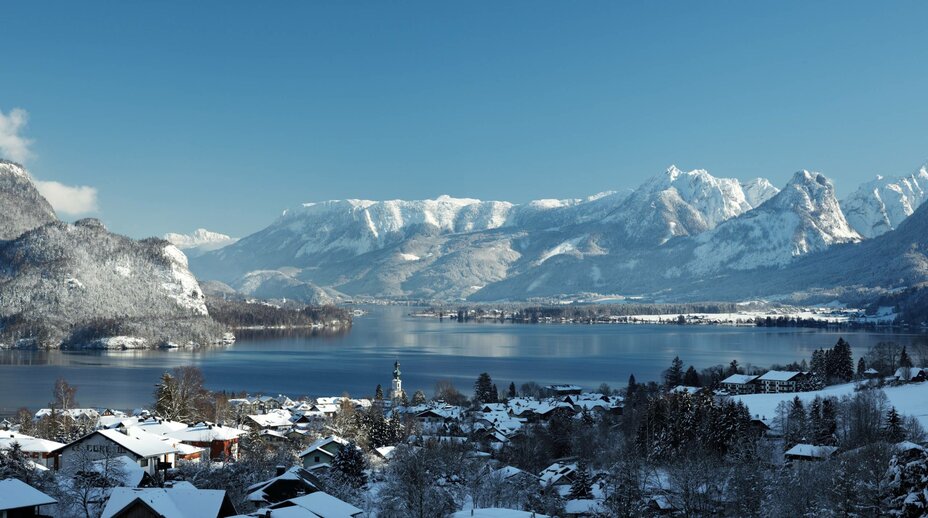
[899,346,913,368]
[508,382,517,399]
[785,396,807,448]
[810,349,826,378]
[627,374,638,398]
[726,359,741,377]
[683,366,700,387]
[400,391,409,407]
[412,390,426,406]
[569,459,594,499]
[885,407,905,442]
[473,372,497,405]
[331,441,368,488]
[664,356,684,388]
[374,384,384,401]
[831,338,854,382]
[818,397,837,445]
[857,357,867,378]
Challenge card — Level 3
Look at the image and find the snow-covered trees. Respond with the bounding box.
[330,442,368,488]
[473,372,498,405]
[153,366,210,422]
[882,444,928,517]
[569,459,593,499]
[412,389,427,405]
[664,356,685,387]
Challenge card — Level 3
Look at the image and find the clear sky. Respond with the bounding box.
[1,1,927,238]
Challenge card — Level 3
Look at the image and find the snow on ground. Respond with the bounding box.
[398,253,420,261]
[732,381,928,429]
[618,306,896,325]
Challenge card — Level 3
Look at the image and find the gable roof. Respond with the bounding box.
[721,374,759,385]
[56,429,179,459]
[758,370,803,382]
[298,436,349,458]
[784,444,838,459]
[102,484,232,518]
[269,491,362,517]
[0,478,57,510]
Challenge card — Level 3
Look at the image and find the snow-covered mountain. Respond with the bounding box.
[0,164,221,348]
[841,164,928,238]
[165,228,238,257]
[190,166,797,300]
[0,160,57,240]
[686,170,860,274]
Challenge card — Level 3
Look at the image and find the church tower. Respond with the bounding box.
[390,360,405,403]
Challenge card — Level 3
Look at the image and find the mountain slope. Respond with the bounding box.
[0,165,223,348]
[0,160,57,240]
[841,165,928,238]
[165,228,239,258]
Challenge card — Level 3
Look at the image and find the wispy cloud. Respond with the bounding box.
[33,180,99,215]
[0,107,99,216]
[0,107,33,163]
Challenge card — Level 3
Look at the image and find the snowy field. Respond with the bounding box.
[731,382,928,429]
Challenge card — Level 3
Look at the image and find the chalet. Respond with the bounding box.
[0,432,65,469]
[756,371,808,393]
[894,367,927,383]
[51,429,179,475]
[163,422,246,460]
[0,478,57,518]
[100,482,237,518]
[546,384,583,396]
[246,466,321,505]
[264,492,363,517]
[720,374,759,395]
[784,443,838,462]
[298,435,350,470]
[246,410,294,431]
[539,462,577,486]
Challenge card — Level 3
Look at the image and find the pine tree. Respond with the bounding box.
[627,374,638,398]
[683,366,700,387]
[726,359,741,377]
[857,357,867,378]
[785,396,807,448]
[473,372,497,405]
[508,382,517,399]
[664,356,684,388]
[899,346,913,368]
[569,460,594,499]
[831,338,854,382]
[412,390,426,405]
[331,441,368,488]
[885,407,905,442]
[400,391,409,407]
[374,384,384,401]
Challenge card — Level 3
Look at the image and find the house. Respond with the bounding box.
[264,491,363,517]
[784,443,838,462]
[163,422,246,460]
[720,374,759,395]
[545,384,583,396]
[246,410,294,431]
[100,482,237,518]
[298,435,350,470]
[491,466,540,488]
[539,462,577,486]
[451,510,549,518]
[756,371,808,393]
[893,367,927,383]
[0,478,57,518]
[246,466,321,505]
[863,368,880,379]
[51,429,179,476]
[0,432,65,469]
[85,455,152,488]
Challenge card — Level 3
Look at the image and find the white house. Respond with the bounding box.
[51,429,179,476]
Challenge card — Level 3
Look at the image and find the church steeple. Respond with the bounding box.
[390,360,404,404]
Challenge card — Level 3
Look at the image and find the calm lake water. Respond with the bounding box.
[0,306,924,412]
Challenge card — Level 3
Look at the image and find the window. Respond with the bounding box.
[140,458,149,467]
[314,456,320,463]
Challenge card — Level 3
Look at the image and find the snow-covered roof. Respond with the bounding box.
[248,410,294,428]
[758,370,803,382]
[539,462,577,485]
[493,466,537,481]
[101,484,229,518]
[0,478,57,510]
[271,491,362,517]
[565,498,604,515]
[894,367,926,381]
[721,374,759,385]
[298,435,349,458]
[784,443,838,459]
[247,466,319,502]
[0,431,65,454]
[164,422,247,442]
[93,429,179,458]
[452,509,549,518]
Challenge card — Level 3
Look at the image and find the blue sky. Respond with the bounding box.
[1,1,927,238]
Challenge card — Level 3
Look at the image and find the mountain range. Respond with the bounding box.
[187,162,928,305]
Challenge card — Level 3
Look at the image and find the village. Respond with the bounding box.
[2,342,928,517]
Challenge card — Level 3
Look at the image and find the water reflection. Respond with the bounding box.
[0,306,926,412]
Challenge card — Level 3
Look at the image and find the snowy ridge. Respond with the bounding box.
[842,164,928,238]
[164,228,238,254]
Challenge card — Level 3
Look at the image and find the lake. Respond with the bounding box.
[0,306,923,412]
